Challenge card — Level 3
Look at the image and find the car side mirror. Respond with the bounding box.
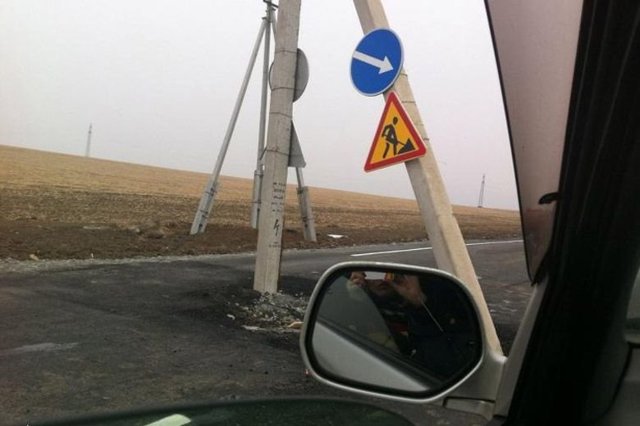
[301,262,496,405]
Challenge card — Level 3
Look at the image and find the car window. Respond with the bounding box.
[486,0,583,279]
[625,269,640,344]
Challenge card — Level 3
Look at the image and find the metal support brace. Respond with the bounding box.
[190,17,267,235]
[295,168,317,242]
[251,2,275,230]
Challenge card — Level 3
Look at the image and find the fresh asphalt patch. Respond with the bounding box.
[0,241,529,426]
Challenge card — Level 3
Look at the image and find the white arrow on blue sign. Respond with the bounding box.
[350,28,403,97]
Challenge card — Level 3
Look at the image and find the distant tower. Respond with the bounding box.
[85,124,93,157]
[478,174,486,208]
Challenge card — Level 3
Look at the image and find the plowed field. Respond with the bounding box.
[0,145,521,260]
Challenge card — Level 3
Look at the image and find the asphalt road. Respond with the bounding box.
[0,240,529,426]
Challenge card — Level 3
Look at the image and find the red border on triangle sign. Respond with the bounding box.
[364,91,427,172]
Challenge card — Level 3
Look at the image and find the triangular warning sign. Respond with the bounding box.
[364,91,427,172]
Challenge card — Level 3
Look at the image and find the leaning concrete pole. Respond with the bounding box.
[253,0,301,293]
[353,0,502,354]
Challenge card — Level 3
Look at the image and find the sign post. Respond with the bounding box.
[352,0,502,355]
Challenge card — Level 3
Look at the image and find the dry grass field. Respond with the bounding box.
[0,145,521,260]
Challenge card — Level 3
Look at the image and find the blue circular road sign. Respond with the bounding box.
[350,28,403,96]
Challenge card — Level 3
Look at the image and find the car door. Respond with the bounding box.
[491,0,640,423]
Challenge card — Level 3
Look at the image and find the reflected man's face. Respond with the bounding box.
[366,279,397,298]
[350,271,400,299]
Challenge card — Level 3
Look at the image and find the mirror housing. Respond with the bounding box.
[300,262,505,417]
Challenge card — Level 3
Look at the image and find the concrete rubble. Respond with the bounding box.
[239,291,309,333]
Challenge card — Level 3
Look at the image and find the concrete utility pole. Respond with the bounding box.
[251,10,317,243]
[85,123,93,158]
[192,3,315,241]
[353,0,502,354]
[253,0,301,293]
[478,174,486,208]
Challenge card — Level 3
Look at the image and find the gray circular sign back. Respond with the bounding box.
[269,49,309,102]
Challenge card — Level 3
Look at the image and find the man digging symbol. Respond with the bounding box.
[381,116,416,158]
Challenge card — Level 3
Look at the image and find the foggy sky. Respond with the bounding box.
[0,0,517,209]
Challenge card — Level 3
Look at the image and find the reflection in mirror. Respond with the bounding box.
[308,268,482,397]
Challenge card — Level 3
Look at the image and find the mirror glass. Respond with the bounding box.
[307,267,482,397]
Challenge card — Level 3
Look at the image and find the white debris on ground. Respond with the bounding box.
[239,291,309,333]
[327,234,346,239]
